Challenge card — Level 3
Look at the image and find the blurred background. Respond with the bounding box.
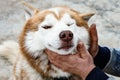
[0,0,120,80]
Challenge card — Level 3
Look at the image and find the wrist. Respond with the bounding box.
[77,65,96,80]
[86,67,109,80]
[94,46,110,69]
[83,65,96,80]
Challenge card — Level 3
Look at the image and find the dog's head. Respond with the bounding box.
[20,5,94,57]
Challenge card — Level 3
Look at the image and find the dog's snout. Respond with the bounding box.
[59,30,73,42]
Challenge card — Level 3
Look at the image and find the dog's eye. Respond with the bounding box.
[67,23,74,26]
[42,25,52,29]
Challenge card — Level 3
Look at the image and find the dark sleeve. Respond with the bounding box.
[86,67,109,80]
[94,46,110,69]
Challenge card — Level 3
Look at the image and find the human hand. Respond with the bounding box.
[45,42,95,80]
[88,24,99,58]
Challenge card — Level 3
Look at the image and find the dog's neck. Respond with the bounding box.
[20,48,71,79]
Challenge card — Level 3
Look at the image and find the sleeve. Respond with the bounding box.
[94,46,120,77]
[86,67,109,80]
[94,46,110,69]
[103,48,120,77]
[86,67,115,80]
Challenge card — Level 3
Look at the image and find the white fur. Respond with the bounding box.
[0,40,20,64]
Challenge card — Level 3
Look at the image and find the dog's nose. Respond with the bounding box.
[59,30,73,42]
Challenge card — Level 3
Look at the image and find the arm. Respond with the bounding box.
[102,48,120,77]
[94,46,110,69]
[88,47,120,79]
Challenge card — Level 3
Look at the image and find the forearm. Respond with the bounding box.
[104,48,120,77]
[86,67,115,80]
[94,46,120,77]
[94,46,110,69]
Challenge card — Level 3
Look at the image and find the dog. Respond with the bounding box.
[0,2,94,80]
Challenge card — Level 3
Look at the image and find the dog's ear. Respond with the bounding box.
[24,9,39,20]
[24,9,32,20]
[80,13,95,21]
[22,1,40,20]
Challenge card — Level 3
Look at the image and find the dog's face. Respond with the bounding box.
[21,6,94,57]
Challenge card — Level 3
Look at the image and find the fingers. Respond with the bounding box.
[89,24,98,44]
[88,24,99,57]
[45,49,58,62]
[45,49,69,71]
[77,42,89,59]
[45,49,61,68]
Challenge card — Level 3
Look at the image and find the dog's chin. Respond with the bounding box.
[46,44,76,55]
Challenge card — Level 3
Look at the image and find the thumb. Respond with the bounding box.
[89,24,98,57]
[45,49,58,60]
[77,42,89,58]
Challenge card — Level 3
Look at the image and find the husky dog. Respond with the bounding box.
[0,2,94,80]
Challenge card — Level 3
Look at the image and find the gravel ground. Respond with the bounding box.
[0,0,120,80]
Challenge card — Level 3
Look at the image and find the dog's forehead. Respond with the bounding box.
[48,7,62,17]
[43,13,73,22]
[37,7,76,25]
[40,6,77,20]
